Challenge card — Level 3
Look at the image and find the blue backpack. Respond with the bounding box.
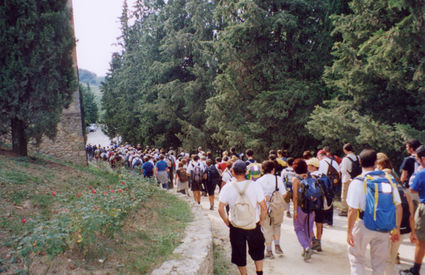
[360,171,398,232]
[313,174,334,210]
[298,175,323,213]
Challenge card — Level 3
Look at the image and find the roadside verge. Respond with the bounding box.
[152,192,213,275]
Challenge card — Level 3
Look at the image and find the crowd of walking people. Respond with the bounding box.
[86,139,425,275]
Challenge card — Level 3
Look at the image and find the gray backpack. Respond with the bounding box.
[268,176,285,225]
[230,181,257,230]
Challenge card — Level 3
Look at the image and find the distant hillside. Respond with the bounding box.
[78,68,104,86]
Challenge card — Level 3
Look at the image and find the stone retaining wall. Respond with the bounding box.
[151,193,214,275]
[0,98,87,167]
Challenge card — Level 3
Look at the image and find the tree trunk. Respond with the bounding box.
[11,118,28,156]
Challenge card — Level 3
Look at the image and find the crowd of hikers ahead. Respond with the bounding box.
[86,139,425,275]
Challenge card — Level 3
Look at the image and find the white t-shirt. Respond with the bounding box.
[186,160,204,175]
[132,157,142,167]
[318,157,340,175]
[346,171,401,211]
[310,170,321,177]
[340,153,357,182]
[219,180,265,222]
[256,174,286,207]
[281,167,296,186]
[222,169,233,184]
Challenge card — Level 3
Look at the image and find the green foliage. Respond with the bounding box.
[101,0,424,160]
[11,176,154,259]
[213,243,234,275]
[78,69,104,86]
[80,83,99,125]
[206,0,336,157]
[102,0,342,156]
[101,0,219,150]
[308,0,425,160]
[0,150,192,273]
[129,191,192,273]
[9,191,29,205]
[0,0,77,155]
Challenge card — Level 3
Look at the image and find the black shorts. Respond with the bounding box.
[206,182,217,196]
[191,181,202,191]
[229,223,265,266]
[315,207,333,224]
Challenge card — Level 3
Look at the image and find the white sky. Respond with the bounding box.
[72,0,134,77]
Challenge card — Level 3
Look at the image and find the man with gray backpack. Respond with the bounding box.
[218,160,267,275]
[257,160,287,258]
[346,149,402,275]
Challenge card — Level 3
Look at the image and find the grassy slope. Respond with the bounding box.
[0,148,192,274]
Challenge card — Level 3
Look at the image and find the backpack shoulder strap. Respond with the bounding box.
[233,181,249,195]
[275,175,279,191]
[384,172,398,205]
[241,181,250,194]
[324,160,331,171]
[232,181,241,194]
[227,170,233,178]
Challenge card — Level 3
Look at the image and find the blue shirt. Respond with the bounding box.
[142,162,154,176]
[155,160,168,171]
[411,169,425,203]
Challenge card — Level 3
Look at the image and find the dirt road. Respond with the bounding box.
[198,195,421,275]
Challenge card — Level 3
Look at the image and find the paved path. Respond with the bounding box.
[86,126,111,147]
[196,191,421,275]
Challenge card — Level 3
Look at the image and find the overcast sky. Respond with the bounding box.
[72,0,134,77]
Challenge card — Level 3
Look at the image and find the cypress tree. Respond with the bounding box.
[0,0,76,156]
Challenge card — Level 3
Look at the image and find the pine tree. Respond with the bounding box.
[102,0,219,149]
[206,0,336,156]
[307,0,425,160]
[0,0,77,156]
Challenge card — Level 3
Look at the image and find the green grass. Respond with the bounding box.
[0,147,192,274]
[9,191,30,205]
[0,169,40,185]
[213,243,233,275]
[125,190,192,273]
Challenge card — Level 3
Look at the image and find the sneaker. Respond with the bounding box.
[275,245,284,255]
[265,250,274,259]
[396,253,401,264]
[286,211,292,218]
[311,239,322,252]
[338,211,348,217]
[304,248,312,261]
[399,268,414,275]
[210,205,214,210]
